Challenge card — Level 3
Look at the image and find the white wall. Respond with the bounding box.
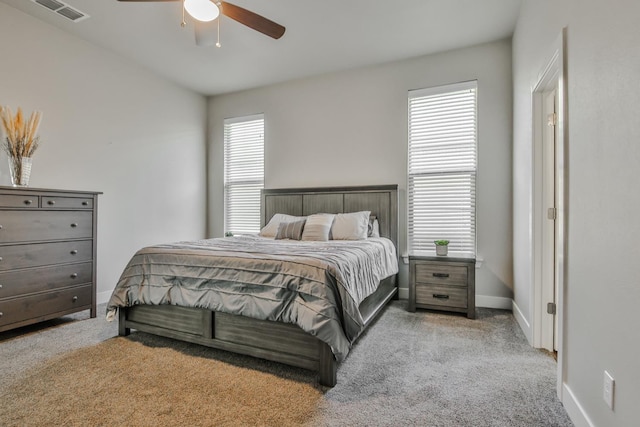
[208,40,514,304]
[0,4,208,302]
[513,1,640,425]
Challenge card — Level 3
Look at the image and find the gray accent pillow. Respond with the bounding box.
[275,218,307,240]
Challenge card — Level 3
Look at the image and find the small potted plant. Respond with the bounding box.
[434,240,449,256]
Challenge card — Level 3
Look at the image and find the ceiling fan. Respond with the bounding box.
[117,0,286,42]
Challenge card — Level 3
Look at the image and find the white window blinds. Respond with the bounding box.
[224,114,264,235]
[408,81,477,256]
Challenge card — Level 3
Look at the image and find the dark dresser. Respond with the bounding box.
[0,187,100,332]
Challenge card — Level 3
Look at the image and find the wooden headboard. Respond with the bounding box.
[261,185,398,249]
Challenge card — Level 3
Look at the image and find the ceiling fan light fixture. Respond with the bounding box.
[184,0,219,22]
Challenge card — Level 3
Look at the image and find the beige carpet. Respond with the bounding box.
[0,337,322,427]
[0,303,573,426]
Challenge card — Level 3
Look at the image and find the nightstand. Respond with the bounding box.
[408,255,475,319]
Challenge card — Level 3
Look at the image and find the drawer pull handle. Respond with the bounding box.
[72,296,78,302]
[48,200,56,205]
[82,201,89,206]
[70,223,78,228]
[0,312,3,317]
[0,257,3,262]
[433,294,450,300]
[24,199,33,205]
[433,273,450,278]
[0,284,2,289]
[70,273,78,279]
[70,250,78,255]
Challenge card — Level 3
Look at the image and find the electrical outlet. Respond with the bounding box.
[603,370,615,410]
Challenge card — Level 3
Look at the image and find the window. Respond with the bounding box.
[408,81,477,256]
[224,114,264,235]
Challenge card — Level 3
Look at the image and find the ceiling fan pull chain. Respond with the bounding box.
[181,0,187,28]
[216,15,221,48]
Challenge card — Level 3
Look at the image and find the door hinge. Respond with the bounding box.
[547,112,557,127]
[547,207,557,220]
[547,302,557,315]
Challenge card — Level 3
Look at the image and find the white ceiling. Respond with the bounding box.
[2,0,522,96]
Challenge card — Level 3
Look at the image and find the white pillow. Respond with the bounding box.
[301,214,335,241]
[331,211,371,240]
[259,213,304,238]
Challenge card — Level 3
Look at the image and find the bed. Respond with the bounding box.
[107,185,398,386]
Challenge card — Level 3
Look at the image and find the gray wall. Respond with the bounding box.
[208,39,514,304]
[513,0,640,425]
[0,3,208,302]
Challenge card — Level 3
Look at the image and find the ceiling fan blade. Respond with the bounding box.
[220,1,285,40]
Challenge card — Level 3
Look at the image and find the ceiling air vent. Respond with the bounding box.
[32,0,89,22]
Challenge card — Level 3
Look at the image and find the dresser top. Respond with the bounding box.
[0,186,102,195]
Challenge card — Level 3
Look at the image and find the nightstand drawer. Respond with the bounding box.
[415,284,467,309]
[415,264,468,287]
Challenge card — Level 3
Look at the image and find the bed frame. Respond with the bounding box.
[118,185,398,386]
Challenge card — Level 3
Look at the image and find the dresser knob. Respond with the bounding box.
[0,257,3,262]
[48,200,56,205]
[70,273,78,279]
[70,250,78,255]
[72,296,78,302]
[0,284,3,289]
[24,199,33,205]
[82,201,89,206]
[70,223,78,228]
[0,225,3,229]
[0,312,3,317]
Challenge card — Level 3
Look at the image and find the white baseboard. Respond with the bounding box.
[512,299,533,345]
[476,295,512,310]
[97,290,112,305]
[398,287,408,300]
[562,384,595,427]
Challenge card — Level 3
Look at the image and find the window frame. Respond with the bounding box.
[223,113,265,236]
[407,80,478,257]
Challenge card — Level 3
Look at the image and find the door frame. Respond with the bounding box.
[531,28,568,400]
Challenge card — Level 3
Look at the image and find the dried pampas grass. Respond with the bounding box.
[0,106,43,158]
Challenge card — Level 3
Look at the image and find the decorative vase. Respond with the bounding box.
[8,156,33,187]
[436,244,448,256]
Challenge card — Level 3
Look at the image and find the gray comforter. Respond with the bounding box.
[106,235,398,361]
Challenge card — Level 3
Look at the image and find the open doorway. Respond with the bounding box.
[531,28,567,400]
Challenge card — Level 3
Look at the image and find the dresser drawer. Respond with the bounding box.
[415,264,468,287]
[0,262,92,299]
[0,284,92,329]
[415,284,468,309]
[0,194,39,208]
[0,210,92,243]
[42,196,93,209]
[0,240,93,271]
